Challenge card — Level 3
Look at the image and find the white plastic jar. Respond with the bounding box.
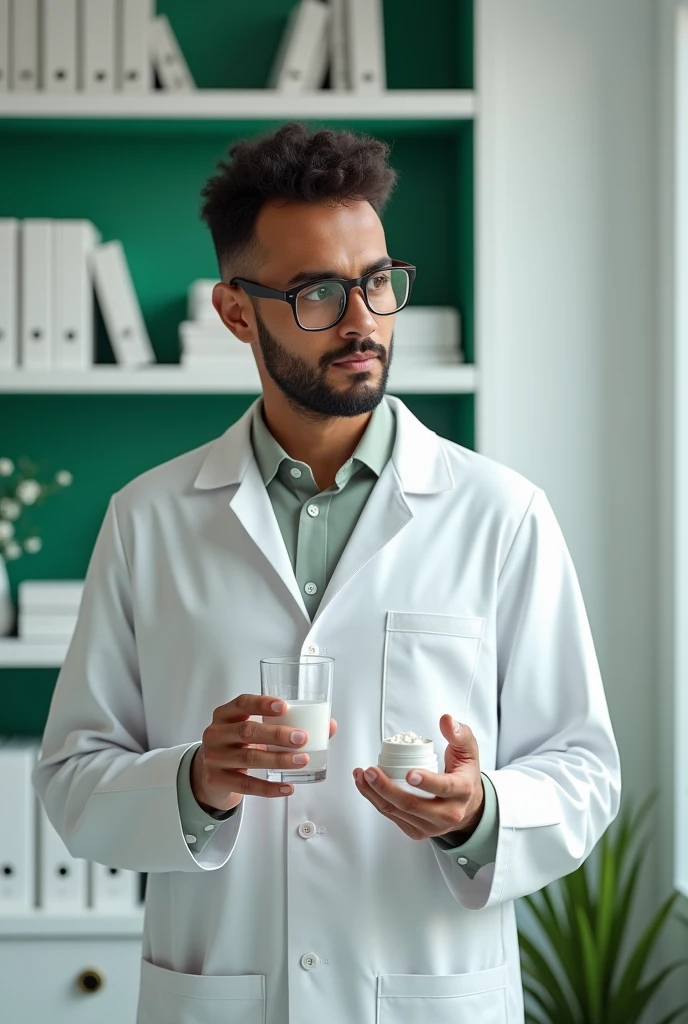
[377,731,438,799]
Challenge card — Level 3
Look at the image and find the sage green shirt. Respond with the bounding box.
[177,397,498,880]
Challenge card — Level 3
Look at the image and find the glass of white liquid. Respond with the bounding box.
[260,655,334,784]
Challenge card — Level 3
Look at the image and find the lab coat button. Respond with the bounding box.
[305,582,318,595]
[290,467,302,478]
[298,821,316,839]
[457,856,468,865]
[301,952,319,970]
[307,504,319,517]
[307,645,319,654]
[204,824,215,832]
[185,835,197,844]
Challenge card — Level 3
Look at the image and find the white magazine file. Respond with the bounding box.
[268,0,330,94]
[10,0,39,91]
[0,219,19,369]
[42,0,78,93]
[149,13,195,92]
[347,0,386,92]
[81,0,117,93]
[121,0,155,93]
[89,240,156,366]
[20,219,54,370]
[0,0,9,92]
[53,219,102,370]
[0,738,39,913]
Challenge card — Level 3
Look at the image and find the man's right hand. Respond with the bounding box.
[191,693,337,814]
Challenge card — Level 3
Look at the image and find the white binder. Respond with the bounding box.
[0,0,9,92]
[89,240,156,366]
[149,13,195,92]
[120,0,155,94]
[0,738,39,914]
[329,0,349,91]
[42,0,78,93]
[37,801,88,912]
[18,579,84,612]
[179,321,252,360]
[20,219,54,370]
[81,0,117,93]
[19,614,79,640]
[268,0,330,93]
[0,219,19,370]
[90,862,141,913]
[188,278,220,322]
[53,219,101,370]
[10,0,39,91]
[347,0,386,92]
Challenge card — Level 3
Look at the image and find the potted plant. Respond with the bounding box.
[519,794,687,1024]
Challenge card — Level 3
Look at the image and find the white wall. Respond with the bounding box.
[476,0,681,1014]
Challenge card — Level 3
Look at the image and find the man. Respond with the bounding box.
[33,121,621,1024]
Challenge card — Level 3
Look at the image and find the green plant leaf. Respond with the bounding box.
[652,1006,688,1024]
[522,979,561,1023]
[575,903,603,1022]
[595,831,617,1004]
[519,933,581,1024]
[522,890,582,1003]
[609,892,679,1020]
[626,961,688,1024]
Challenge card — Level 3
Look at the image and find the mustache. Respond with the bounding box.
[323,340,388,367]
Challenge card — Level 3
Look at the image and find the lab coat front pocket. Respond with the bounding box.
[376,964,508,1024]
[138,957,265,1024]
[382,612,485,743]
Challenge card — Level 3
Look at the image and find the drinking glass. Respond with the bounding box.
[260,655,334,784]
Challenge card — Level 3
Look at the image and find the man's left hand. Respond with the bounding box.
[353,715,485,842]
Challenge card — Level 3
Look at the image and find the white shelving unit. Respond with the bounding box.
[0,89,476,121]
[0,911,144,938]
[0,364,477,395]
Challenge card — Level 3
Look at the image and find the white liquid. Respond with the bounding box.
[265,700,330,754]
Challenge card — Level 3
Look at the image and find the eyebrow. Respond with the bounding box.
[284,256,393,289]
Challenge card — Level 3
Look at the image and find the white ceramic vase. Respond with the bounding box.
[0,558,14,636]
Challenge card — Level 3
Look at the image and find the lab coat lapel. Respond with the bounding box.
[193,399,310,623]
[312,395,454,623]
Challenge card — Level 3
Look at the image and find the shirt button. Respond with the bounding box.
[290,467,302,478]
[298,821,316,839]
[305,582,318,595]
[457,856,469,866]
[307,504,319,517]
[185,834,197,844]
[307,644,319,654]
[204,824,215,832]
[301,952,319,970]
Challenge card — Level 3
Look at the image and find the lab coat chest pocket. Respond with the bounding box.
[138,958,265,1024]
[382,612,485,742]
[377,965,508,1023]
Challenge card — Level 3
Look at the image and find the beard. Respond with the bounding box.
[254,308,392,419]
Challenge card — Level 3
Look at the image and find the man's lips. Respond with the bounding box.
[331,354,379,370]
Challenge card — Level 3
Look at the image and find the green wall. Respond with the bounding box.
[0,0,474,734]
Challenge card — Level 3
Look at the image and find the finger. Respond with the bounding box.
[329,718,337,739]
[440,715,479,766]
[219,694,288,723]
[353,768,446,832]
[400,767,474,803]
[210,766,294,798]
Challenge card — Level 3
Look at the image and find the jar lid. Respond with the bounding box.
[378,731,436,769]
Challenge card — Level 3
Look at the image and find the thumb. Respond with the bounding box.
[440,714,478,771]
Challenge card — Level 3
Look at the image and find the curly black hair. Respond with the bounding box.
[199,121,398,280]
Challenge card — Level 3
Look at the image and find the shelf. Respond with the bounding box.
[0,364,478,395]
[0,911,144,938]
[0,90,476,129]
[0,640,69,667]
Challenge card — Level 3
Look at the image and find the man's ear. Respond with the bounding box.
[212,282,255,343]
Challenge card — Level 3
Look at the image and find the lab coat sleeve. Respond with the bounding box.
[430,773,499,878]
[430,487,621,911]
[177,742,240,857]
[31,495,245,874]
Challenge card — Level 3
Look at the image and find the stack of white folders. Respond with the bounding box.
[0,737,142,914]
[392,307,464,365]
[17,580,84,643]
[179,278,255,371]
[269,0,386,93]
[0,0,195,94]
[0,218,155,371]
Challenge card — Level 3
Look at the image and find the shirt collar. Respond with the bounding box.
[250,396,396,489]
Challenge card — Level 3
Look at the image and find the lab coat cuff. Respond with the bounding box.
[176,743,241,858]
[429,774,498,879]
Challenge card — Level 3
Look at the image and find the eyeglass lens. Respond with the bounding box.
[296,268,410,329]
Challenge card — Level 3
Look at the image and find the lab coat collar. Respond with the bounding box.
[192,394,454,496]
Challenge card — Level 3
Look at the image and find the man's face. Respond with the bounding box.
[242,199,396,418]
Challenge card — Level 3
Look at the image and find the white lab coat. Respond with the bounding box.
[33,395,621,1024]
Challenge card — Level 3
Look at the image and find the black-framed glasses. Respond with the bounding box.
[229,259,416,331]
